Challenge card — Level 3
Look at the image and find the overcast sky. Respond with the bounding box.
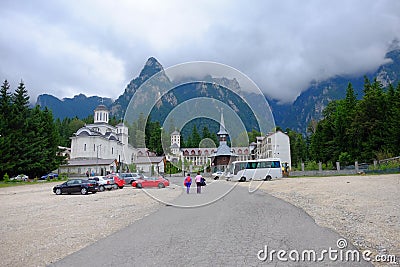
[1,0,399,104]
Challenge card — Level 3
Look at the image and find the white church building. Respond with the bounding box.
[60,105,139,176]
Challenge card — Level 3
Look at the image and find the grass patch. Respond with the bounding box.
[0,177,68,188]
[0,181,33,188]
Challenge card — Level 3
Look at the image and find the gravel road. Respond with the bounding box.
[52,181,370,267]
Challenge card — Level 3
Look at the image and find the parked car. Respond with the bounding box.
[10,174,29,181]
[105,174,125,189]
[120,172,144,185]
[92,176,114,192]
[131,176,169,189]
[211,171,224,180]
[40,173,59,180]
[53,179,98,195]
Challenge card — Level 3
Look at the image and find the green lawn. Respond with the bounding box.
[0,179,66,188]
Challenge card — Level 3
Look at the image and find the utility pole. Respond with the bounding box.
[96,144,102,175]
[119,154,121,176]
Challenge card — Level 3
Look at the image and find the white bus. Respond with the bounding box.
[227,158,282,182]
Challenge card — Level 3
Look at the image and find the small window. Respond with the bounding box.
[272,161,281,168]
[246,162,257,169]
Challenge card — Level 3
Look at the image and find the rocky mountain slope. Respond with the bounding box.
[36,49,400,134]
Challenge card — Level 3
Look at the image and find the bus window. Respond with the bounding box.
[246,162,257,169]
[258,161,267,168]
[271,161,281,168]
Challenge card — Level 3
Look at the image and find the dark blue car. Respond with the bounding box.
[40,173,59,180]
[53,179,98,195]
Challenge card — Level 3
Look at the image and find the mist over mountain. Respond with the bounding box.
[36,49,400,134]
[269,48,400,133]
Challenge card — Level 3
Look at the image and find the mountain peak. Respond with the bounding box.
[146,57,162,67]
[139,57,163,79]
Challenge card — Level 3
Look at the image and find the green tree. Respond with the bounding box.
[0,80,66,179]
[146,120,163,155]
[161,127,170,155]
[384,83,400,155]
[191,125,201,148]
[341,83,358,160]
[310,78,400,164]
[309,101,337,163]
[248,129,261,143]
[202,126,212,140]
[185,135,193,148]
[25,107,65,177]
[0,80,13,178]
[108,115,120,127]
[9,81,30,175]
[352,78,386,161]
[286,129,307,168]
[132,113,147,148]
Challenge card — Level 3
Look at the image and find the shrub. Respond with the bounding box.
[339,152,352,166]
[304,161,319,171]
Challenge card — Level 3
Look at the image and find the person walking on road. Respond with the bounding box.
[195,172,203,194]
[184,174,192,194]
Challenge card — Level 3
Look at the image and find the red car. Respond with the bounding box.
[131,176,169,189]
[106,174,125,189]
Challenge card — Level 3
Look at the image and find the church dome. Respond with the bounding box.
[95,104,108,111]
[94,104,109,124]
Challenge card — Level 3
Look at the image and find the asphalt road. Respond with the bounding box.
[51,179,371,266]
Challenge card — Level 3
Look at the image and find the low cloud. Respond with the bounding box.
[0,0,399,103]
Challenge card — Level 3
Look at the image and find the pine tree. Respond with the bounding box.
[202,126,211,140]
[146,120,163,155]
[25,106,48,177]
[0,80,12,118]
[385,83,400,155]
[309,101,337,163]
[286,129,307,168]
[10,81,30,175]
[394,83,400,155]
[43,107,64,172]
[343,83,358,160]
[191,125,201,148]
[0,80,12,178]
[348,78,386,161]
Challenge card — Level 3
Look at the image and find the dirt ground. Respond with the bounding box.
[247,174,399,266]
[0,174,398,266]
[0,182,182,267]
